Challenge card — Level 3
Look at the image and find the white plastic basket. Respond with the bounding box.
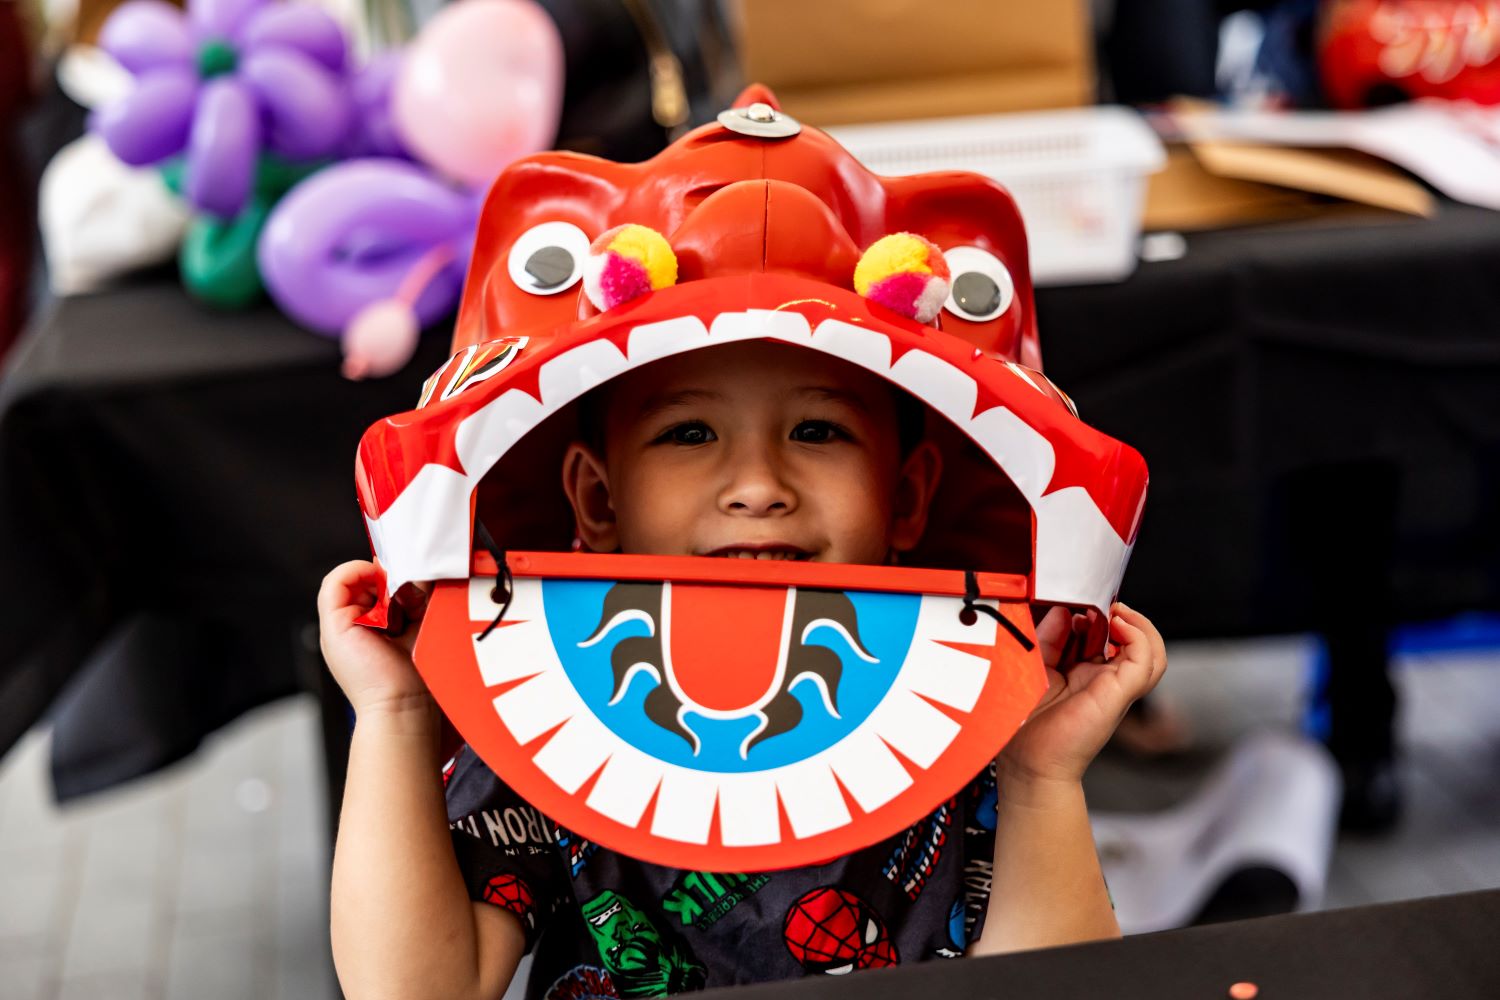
[826,106,1166,286]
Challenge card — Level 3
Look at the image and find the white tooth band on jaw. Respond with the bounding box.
[364,463,472,594]
[537,337,631,410]
[887,349,979,427]
[374,308,1134,614]
[966,406,1055,503]
[810,317,893,370]
[466,579,1008,849]
[625,315,710,365]
[709,308,811,346]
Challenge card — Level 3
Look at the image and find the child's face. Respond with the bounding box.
[562,342,941,565]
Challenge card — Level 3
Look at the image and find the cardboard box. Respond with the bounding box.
[733,0,1093,126]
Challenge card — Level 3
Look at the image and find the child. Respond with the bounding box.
[318,338,1167,1000]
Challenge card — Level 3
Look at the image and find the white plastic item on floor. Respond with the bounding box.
[825,107,1166,287]
[1089,730,1343,934]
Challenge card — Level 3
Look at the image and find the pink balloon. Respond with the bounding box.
[392,0,563,187]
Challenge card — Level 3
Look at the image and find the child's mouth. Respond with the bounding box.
[703,545,812,561]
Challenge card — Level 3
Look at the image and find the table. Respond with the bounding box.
[4,205,1498,805]
[1038,204,1500,638]
[0,274,448,800]
[720,889,1500,1000]
[1038,204,1500,799]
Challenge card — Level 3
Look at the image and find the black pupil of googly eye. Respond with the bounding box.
[953,271,1001,317]
[525,246,575,289]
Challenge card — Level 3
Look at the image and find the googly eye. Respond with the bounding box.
[507,221,590,295]
[942,246,1015,322]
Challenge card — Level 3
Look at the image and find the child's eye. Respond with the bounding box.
[790,420,844,444]
[658,421,716,445]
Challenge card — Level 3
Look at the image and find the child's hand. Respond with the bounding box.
[318,560,432,718]
[997,603,1167,788]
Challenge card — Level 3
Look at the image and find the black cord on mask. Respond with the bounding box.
[475,520,513,642]
[960,569,1035,652]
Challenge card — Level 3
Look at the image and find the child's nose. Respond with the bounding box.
[718,449,797,517]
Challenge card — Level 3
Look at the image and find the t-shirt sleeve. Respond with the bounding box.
[444,745,569,953]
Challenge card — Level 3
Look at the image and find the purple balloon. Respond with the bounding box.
[241,5,347,72]
[185,78,259,218]
[94,67,198,165]
[259,159,476,335]
[345,52,408,159]
[98,0,194,74]
[240,48,351,160]
[190,0,266,42]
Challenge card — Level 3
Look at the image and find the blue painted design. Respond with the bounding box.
[947,898,966,949]
[973,781,997,832]
[542,580,921,773]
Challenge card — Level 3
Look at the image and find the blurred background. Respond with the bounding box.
[1,0,1498,997]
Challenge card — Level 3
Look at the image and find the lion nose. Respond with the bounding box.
[671,180,862,287]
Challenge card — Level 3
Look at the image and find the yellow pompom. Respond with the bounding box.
[854,233,939,295]
[604,224,678,291]
[853,232,951,323]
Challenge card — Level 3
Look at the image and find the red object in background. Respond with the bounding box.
[1321,0,1500,107]
[0,2,35,360]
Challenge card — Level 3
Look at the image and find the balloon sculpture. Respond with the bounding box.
[259,0,564,378]
[94,0,353,218]
[79,0,564,378]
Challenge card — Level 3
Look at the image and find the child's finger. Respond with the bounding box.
[1033,606,1074,669]
[1115,603,1165,665]
[1114,602,1168,688]
[317,560,379,622]
[1107,613,1154,695]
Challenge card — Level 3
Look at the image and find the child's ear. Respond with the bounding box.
[889,440,943,555]
[561,441,619,553]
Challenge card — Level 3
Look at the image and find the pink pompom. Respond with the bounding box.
[342,299,420,380]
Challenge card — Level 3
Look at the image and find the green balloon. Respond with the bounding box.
[256,154,326,198]
[179,196,271,309]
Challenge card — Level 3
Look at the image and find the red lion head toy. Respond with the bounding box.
[352,86,1148,871]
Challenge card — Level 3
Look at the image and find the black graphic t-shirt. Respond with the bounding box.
[445,747,999,999]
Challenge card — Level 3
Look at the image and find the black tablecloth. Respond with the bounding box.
[721,889,1500,1000]
[0,276,449,797]
[3,204,1499,798]
[1038,204,1500,639]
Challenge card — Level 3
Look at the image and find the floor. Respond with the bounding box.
[1,637,1497,1000]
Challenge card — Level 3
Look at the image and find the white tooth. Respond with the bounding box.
[718,772,780,846]
[454,387,548,483]
[537,339,629,409]
[491,670,574,746]
[888,350,978,426]
[364,463,471,596]
[585,745,663,828]
[963,405,1056,503]
[709,309,812,345]
[810,319,893,373]
[626,315,710,365]
[532,712,612,795]
[775,760,851,837]
[756,551,772,560]
[651,766,717,845]
[362,512,389,591]
[1033,487,1133,616]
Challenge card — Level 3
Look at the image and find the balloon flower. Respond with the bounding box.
[94,0,354,219]
[260,0,564,379]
